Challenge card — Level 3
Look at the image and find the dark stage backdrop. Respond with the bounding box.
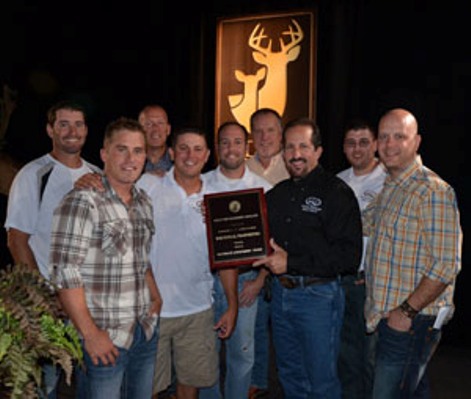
[1,0,469,345]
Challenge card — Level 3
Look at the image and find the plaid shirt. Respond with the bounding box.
[363,159,462,332]
[49,177,156,349]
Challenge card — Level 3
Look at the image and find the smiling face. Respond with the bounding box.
[377,109,421,179]
[283,124,322,179]
[343,128,378,173]
[47,109,88,156]
[138,105,171,149]
[251,112,283,166]
[217,124,247,173]
[170,132,210,180]
[101,129,147,188]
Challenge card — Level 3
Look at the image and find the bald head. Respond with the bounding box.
[380,108,418,134]
[377,108,421,179]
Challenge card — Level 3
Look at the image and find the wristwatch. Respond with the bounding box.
[399,300,419,319]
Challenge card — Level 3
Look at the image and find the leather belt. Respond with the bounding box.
[278,275,336,289]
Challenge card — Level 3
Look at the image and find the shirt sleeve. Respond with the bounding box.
[420,186,462,283]
[4,168,39,233]
[49,191,95,289]
[319,182,363,276]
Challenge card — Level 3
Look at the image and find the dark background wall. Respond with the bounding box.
[1,0,469,345]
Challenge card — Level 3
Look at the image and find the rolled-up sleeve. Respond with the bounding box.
[49,192,94,289]
[421,187,462,284]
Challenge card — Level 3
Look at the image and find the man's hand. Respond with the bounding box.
[74,172,104,191]
[214,306,237,339]
[253,238,288,275]
[239,277,263,307]
[386,307,413,332]
[83,328,120,366]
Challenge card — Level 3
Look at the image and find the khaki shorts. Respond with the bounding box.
[153,307,218,393]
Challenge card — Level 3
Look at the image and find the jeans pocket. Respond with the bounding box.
[377,319,412,362]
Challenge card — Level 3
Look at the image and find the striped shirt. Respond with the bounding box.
[363,158,462,332]
[49,177,157,349]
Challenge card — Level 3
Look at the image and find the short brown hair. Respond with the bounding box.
[103,117,146,146]
[283,117,322,148]
[47,100,87,125]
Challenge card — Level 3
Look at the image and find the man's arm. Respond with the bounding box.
[388,276,448,332]
[214,268,238,339]
[388,187,462,331]
[145,268,162,316]
[58,287,119,366]
[7,228,39,271]
[49,191,118,365]
[407,276,448,312]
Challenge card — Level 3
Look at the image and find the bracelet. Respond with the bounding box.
[399,300,419,319]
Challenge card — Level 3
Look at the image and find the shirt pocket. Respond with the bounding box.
[382,207,417,241]
[102,219,129,256]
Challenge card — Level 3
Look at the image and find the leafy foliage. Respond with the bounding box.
[0,264,82,399]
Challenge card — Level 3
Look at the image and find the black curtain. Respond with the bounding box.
[1,0,469,344]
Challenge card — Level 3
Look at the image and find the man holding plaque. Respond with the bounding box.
[253,117,362,399]
[200,122,272,399]
[138,127,238,399]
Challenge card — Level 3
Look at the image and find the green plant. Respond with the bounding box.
[0,263,82,399]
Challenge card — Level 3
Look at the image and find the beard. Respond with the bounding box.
[220,157,244,171]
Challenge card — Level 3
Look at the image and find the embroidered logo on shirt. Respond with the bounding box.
[301,197,322,213]
[189,198,204,214]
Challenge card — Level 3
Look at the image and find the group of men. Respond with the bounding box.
[4,100,462,399]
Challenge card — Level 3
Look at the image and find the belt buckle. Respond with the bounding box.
[279,276,297,289]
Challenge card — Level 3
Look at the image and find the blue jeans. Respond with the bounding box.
[200,271,258,399]
[38,363,60,399]
[338,274,371,399]
[76,323,158,399]
[271,277,344,399]
[250,282,272,390]
[372,316,441,399]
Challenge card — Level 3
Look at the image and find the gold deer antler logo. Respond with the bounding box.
[228,19,304,128]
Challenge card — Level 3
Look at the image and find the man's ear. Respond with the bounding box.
[46,124,53,139]
[100,148,107,164]
[415,134,422,152]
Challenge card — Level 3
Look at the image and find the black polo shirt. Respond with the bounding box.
[265,165,362,278]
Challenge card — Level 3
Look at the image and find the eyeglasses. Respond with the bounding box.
[344,139,372,148]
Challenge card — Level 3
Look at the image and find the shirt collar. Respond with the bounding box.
[384,156,422,188]
[101,175,143,204]
[289,164,324,186]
